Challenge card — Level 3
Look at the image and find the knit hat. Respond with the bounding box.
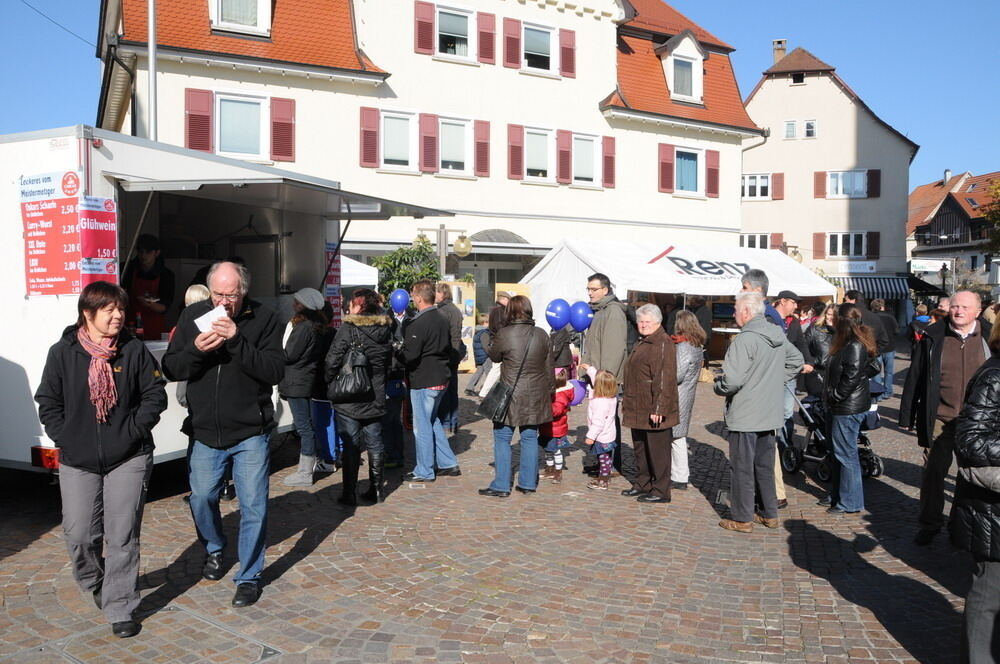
[294,287,325,311]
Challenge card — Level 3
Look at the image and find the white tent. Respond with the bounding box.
[341,255,378,287]
[520,239,836,327]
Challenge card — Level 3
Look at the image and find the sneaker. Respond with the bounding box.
[670,481,688,490]
[587,478,609,491]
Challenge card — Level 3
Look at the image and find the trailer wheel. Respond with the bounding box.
[781,446,802,474]
[816,459,833,483]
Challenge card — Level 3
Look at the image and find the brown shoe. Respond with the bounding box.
[587,478,609,491]
[754,514,779,529]
[541,466,555,479]
[551,469,562,484]
[719,519,753,533]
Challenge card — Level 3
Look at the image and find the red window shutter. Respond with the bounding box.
[270,97,295,161]
[184,88,213,152]
[556,130,572,184]
[814,171,826,198]
[867,169,881,198]
[359,107,380,168]
[771,173,784,200]
[474,120,490,177]
[658,144,675,193]
[813,232,826,260]
[414,1,434,55]
[477,13,496,64]
[503,18,521,69]
[507,124,524,180]
[559,29,576,78]
[419,113,439,173]
[706,149,720,198]
[866,232,881,259]
[602,136,615,188]
[770,233,784,252]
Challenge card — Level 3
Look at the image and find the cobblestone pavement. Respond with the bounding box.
[0,352,968,663]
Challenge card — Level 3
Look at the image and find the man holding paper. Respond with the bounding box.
[162,261,284,608]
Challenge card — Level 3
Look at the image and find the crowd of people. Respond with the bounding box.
[32,258,1000,657]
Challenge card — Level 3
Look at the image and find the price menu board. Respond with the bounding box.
[18,172,119,296]
[324,243,342,326]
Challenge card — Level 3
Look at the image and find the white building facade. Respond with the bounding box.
[96,0,761,302]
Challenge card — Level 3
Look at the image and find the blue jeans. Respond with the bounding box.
[829,413,865,512]
[287,397,316,457]
[778,378,795,448]
[188,435,270,585]
[878,351,895,401]
[438,372,460,432]
[409,388,457,479]
[311,400,343,462]
[490,424,539,492]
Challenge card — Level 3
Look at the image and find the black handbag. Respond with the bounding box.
[328,327,374,404]
[477,330,533,424]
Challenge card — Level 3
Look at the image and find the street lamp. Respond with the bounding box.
[417,224,473,276]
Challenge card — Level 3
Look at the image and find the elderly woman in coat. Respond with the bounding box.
[621,303,679,503]
[670,310,705,491]
[479,296,553,497]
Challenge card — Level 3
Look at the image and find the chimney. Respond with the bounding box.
[772,39,787,64]
[943,169,952,185]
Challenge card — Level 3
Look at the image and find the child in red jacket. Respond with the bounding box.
[540,368,574,483]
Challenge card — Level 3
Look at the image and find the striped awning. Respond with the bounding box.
[828,276,910,299]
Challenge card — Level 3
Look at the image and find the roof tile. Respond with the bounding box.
[624,0,732,50]
[764,47,835,74]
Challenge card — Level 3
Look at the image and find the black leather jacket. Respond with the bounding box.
[951,357,1000,561]
[804,323,834,396]
[823,339,879,416]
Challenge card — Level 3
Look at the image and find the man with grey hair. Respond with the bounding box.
[740,269,783,327]
[163,261,284,608]
[715,291,803,533]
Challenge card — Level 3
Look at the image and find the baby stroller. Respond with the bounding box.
[780,380,884,482]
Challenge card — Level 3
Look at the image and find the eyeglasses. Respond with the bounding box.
[586,286,606,293]
[212,291,241,302]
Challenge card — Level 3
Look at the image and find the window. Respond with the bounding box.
[523,25,552,71]
[784,121,796,139]
[572,134,598,185]
[673,59,694,97]
[967,197,980,208]
[381,112,415,170]
[439,117,470,173]
[971,255,979,271]
[741,174,771,200]
[524,128,553,179]
[675,150,699,193]
[804,120,817,138]
[740,234,769,250]
[212,0,271,35]
[437,7,473,58]
[968,183,978,192]
[827,232,866,258]
[791,72,805,84]
[828,170,867,198]
[216,93,267,160]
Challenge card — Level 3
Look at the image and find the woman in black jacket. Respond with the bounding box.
[803,303,836,397]
[280,288,327,487]
[34,281,167,639]
[951,325,1000,662]
[821,304,880,515]
[325,288,393,505]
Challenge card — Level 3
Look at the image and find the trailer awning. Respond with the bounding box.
[828,276,910,299]
[118,177,452,220]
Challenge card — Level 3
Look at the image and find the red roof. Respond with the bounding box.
[907,173,969,235]
[764,47,834,74]
[951,172,999,220]
[604,35,758,132]
[624,0,732,51]
[120,0,383,74]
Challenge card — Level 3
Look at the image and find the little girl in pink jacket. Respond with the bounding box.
[584,366,618,490]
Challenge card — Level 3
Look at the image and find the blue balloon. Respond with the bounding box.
[569,379,587,407]
[389,288,410,314]
[545,298,571,330]
[569,301,594,332]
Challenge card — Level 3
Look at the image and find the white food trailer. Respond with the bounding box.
[0,125,449,472]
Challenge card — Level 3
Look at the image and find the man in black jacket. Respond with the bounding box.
[870,298,899,402]
[901,291,990,545]
[162,262,284,608]
[435,283,465,435]
[843,290,891,355]
[402,280,459,482]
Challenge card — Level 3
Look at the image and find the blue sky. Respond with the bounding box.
[1,0,996,188]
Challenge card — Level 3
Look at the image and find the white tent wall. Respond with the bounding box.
[341,255,378,287]
[521,240,837,330]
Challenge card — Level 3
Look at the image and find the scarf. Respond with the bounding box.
[670,334,688,345]
[77,327,119,423]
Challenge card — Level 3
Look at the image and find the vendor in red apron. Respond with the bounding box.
[121,234,175,340]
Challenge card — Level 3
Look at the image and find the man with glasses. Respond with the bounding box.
[163,261,284,608]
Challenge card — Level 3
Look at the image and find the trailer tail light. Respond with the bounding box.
[31,446,60,469]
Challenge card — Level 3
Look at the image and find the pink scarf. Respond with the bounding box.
[77,328,119,423]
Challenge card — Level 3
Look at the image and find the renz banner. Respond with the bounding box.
[18,172,119,296]
[648,246,751,280]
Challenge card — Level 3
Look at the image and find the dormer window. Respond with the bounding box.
[791,72,805,84]
[656,30,707,105]
[211,0,271,37]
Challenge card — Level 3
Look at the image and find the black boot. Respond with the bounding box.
[338,449,360,506]
[361,451,385,504]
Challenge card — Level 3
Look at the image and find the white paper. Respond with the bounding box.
[195,305,228,333]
